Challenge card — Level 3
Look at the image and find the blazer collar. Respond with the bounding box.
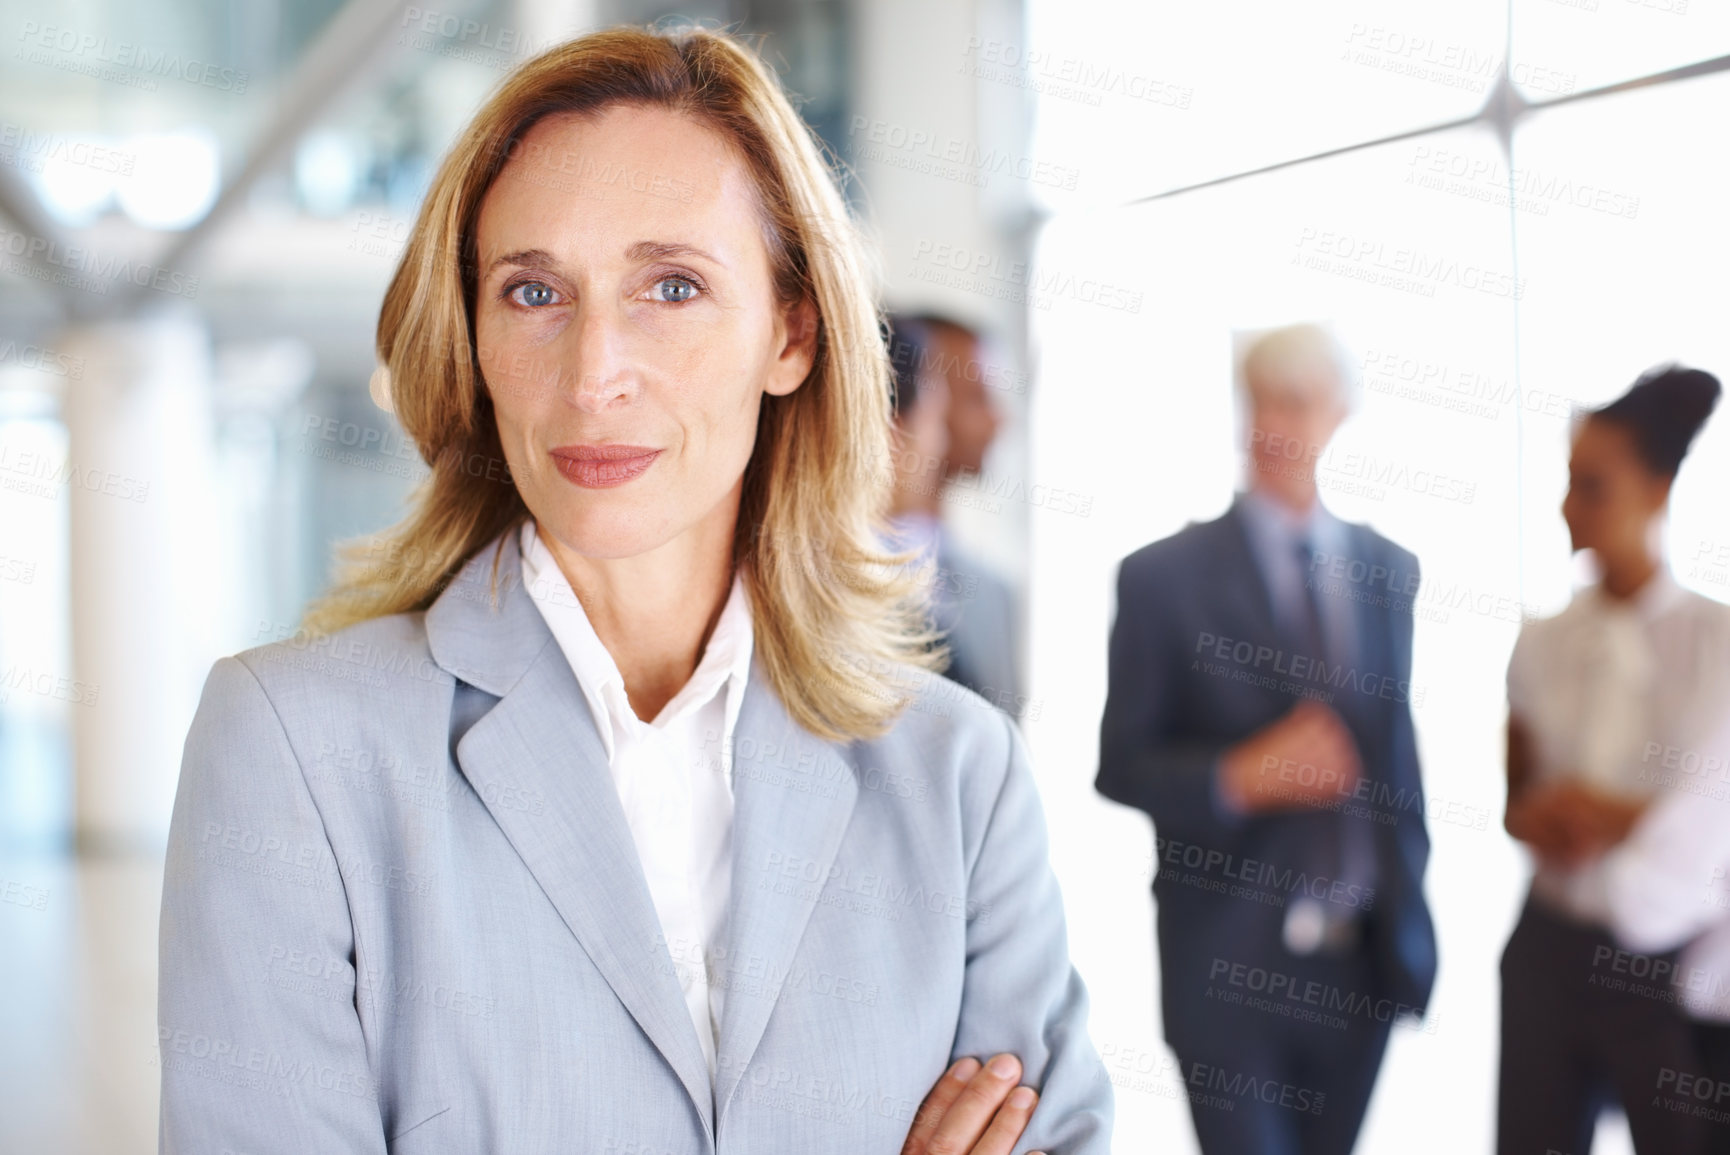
[424,524,545,698]
[424,527,861,1140]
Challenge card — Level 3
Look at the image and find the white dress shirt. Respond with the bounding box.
[1579,581,1730,1020]
[519,520,754,1079]
[1599,726,1730,1020]
[1235,489,1358,671]
[1508,567,1730,934]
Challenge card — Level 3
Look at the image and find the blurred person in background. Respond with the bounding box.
[882,313,953,587]
[1598,696,1730,1155]
[156,25,1112,1155]
[884,311,1024,720]
[1499,364,1725,1155]
[883,311,1004,716]
[1096,323,1436,1154]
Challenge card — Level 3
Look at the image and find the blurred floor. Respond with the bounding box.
[0,850,163,1154]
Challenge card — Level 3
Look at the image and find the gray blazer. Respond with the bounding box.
[158,527,1111,1153]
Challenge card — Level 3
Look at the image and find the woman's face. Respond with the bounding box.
[1561,416,1669,560]
[473,104,815,562]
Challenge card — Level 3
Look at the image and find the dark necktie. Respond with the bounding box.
[1294,537,1330,668]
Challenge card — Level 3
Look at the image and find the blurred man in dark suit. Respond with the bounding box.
[1096,323,1437,1154]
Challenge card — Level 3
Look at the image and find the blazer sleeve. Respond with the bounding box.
[1095,555,1247,840]
[158,656,389,1154]
[950,710,1114,1154]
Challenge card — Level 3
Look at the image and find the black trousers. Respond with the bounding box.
[1497,896,1710,1155]
[1170,942,1393,1155]
[1694,1022,1730,1154]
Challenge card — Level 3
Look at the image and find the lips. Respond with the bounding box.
[549,444,661,489]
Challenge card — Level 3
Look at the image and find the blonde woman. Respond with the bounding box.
[156,24,1110,1155]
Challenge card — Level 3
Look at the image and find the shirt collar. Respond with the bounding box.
[1584,564,1687,623]
[1236,487,1344,555]
[660,569,755,725]
[518,520,755,761]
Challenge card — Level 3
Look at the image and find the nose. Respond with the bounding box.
[566,301,638,414]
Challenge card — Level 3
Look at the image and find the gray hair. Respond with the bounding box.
[1231,322,1360,412]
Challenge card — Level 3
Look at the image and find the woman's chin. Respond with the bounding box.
[536,509,670,562]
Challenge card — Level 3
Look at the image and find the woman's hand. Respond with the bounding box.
[1507,781,1588,863]
[1508,780,1647,867]
[1561,783,1647,848]
[903,1054,1042,1155]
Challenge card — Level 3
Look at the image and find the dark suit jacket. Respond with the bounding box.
[1095,501,1437,1052]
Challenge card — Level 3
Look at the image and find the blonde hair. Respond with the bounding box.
[300,24,945,741]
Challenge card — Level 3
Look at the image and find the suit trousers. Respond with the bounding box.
[1497,895,1710,1155]
[1170,939,1392,1155]
[1692,1022,1730,1154]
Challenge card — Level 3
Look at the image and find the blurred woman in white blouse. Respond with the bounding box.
[1598,693,1730,1154]
[1498,364,1726,1155]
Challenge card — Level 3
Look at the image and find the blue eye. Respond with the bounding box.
[652,277,698,303]
[510,282,558,307]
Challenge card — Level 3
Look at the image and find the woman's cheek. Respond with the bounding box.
[480,335,569,414]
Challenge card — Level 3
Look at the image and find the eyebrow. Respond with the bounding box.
[484,241,722,280]
[625,240,720,265]
[486,248,556,278]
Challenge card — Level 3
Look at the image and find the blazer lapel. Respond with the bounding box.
[426,528,716,1136]
[1334,521,1393,741]
[712,659,859,1121]
[1346,523,1391,675]
[1216,499,1284,649]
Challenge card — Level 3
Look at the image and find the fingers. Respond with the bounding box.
[1538,806,1593,862]
[1512,790,1586,858]
[1572,791,1639,841]
[921,1053,1025,1155]
[1308,705,1360,763]
[903,1057,980,1155]
[1282,701,1333,745]
[1548,788,1622,849]
[1280,705,1357,769]
[1247,703,1371,811]
[969,1084,1041,1155]
[1311,714,1362,792]
[1538,796,1604,864]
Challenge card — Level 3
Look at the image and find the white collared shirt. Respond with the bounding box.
[1236,489,1358,670]
[1508,567,1730,928]
[519,520,754,1080]
[1598,704,1730,1018]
